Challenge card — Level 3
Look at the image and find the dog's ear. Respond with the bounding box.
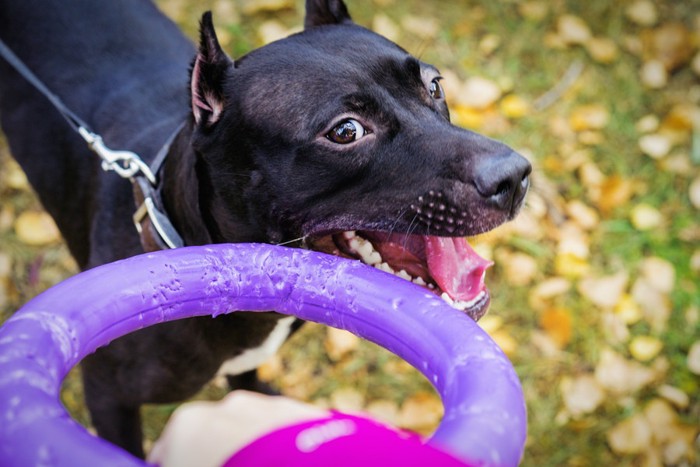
[304,0,353,29]
[190,12,232,127]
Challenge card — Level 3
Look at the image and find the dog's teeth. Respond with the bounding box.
[376,262,395,274]
[440,291,486,311]
[396,269,411,281]
[428,284,435,290]
[343,231,356,240]
[412,277,426,286]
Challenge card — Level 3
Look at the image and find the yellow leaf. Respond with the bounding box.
[606,413,653,454]
[490,329,518,357]
[630,203,663,230]
[631,277,672,332]
[477,314,503,334]
[457,77,502,110]
[555,252,589,278]
[577,271,628,308]
[324,328,359,362]
[595,348,656,394]
[14,211,61,246]
[539,308,572,348]
[566,200,599,230]
[688,341,700,375]
[585,37,619,64]
[625,0,658,26]
[639,133,673,159]
[597,175,636,215]
[452,106,484,129]
[639,257,675,294]
[499,95,530,119]
[657,385,690,409]
[560,374,605,417]
[640,60,668,89]
[500,251,538,286]
[569,104,610,131]
[689,176,700,209]
[557,15,592,45]
[614,293,643,324]
[398,392,443,433]
[629,336,663,362]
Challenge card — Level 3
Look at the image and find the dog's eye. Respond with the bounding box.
[326,119,366,144]
[429,78,444,100]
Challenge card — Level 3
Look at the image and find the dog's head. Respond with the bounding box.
[185,0,531,320]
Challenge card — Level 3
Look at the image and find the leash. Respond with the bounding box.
[0,38,184,251]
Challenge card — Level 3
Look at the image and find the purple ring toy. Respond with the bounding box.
[0,244,526,466]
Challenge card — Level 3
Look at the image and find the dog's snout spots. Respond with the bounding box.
[411,191,469,233]
[473,151,531,214]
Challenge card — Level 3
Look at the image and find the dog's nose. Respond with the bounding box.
[473,151,531,213]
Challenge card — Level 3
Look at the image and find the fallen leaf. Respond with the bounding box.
[457,76,502,110]
[257,20,291,44]
[629,336,664,362]
[578,271,628,309]
[330,387,365,413]
[365,400,399,426]
[240,0,294,15]
[631,277,672,332]
[500,94,530,119]
[690,250,700,273]
[490,329,518,357]
[452,106,484,129]
[560,374,605,417]
[656,385,689,409]
[595,348,656,394]
[693,52,700,77]
[555,252,590,278]
[398,392,443,433]
[607,413,653,454]
[640,60,668,89]
[478,34,501,56]
[643,399,678,444]
[401,15,439,40]
[636,114,660,133]
[477,314,503,334]
[14,211,61,246]
[518,1,548,21]
[257,354,283,382]
[614,293,643,325]
[689,176,700,209]
[557,15,592,45]
[625,0,658,26]
[566,200,599,230]
[500,251,539,286]
[585,37,619,64]
[372,14,400,42]
[598,175,636,215]
[601,311,631,344]
[540,308,572,347]
[528,277,572,310]
[569,104,610,131]
[687,341,700,375]
[639,133,673,159]
[630,203,663,230]
[4,161,30,191]
[639,257,675,294]
[641,22,694,72]
[324,328,359,361]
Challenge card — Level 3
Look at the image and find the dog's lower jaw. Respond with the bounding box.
[308,230,492,320]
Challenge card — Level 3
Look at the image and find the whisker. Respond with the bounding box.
[276,236,306,247]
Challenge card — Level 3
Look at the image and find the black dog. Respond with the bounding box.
[0,0,530,458]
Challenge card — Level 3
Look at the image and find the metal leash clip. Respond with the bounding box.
[78,127,157,185]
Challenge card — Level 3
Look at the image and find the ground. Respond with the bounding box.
[0,0,699,465]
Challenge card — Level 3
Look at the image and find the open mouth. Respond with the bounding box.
[308,231,493,320]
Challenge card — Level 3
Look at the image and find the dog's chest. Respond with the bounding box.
[216,315,295,375]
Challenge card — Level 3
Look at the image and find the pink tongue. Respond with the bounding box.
[424,236,493,302]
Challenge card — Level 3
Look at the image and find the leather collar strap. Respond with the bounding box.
[131,122,186,252]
